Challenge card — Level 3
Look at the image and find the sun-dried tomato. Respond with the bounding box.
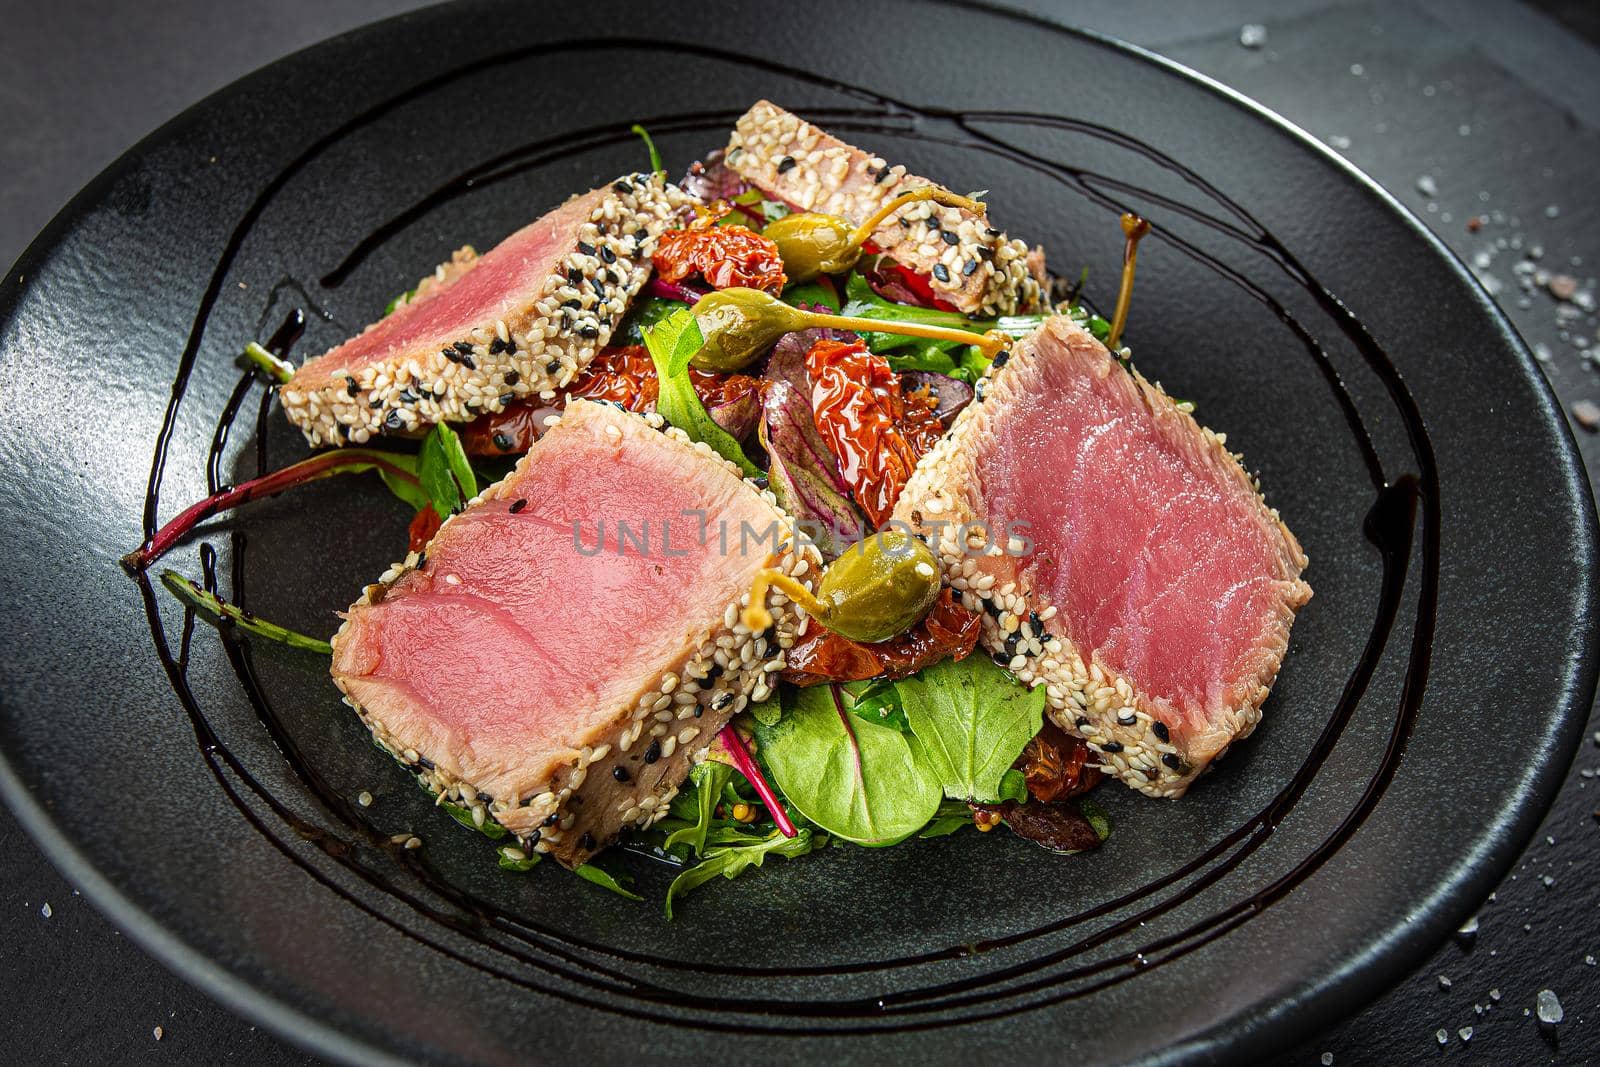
[1017,720,1103,804]
[407,504,442,552]
[458,346,760,455]
[653,223,787,294]
[782,588,981,686]
[969,799,1106,854]
[804,338,945,527]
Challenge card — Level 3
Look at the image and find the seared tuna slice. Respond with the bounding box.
[724,101,1046,316]
[282,174,690,448]
[893,318,1311,797]
[331,399,820,867]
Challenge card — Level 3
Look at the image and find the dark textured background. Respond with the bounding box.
[1,0,1596,1063]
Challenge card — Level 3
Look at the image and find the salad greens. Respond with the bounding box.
[641,308,762,477]
[664,761,735,857]
[898,655,1046,804]
[417,422,477,517]
[665,826,819,920]
[575,863,644,901]
[159,570,332,654]
[242,341,294,384]
[631,123,664,175]
[753,684,942,847]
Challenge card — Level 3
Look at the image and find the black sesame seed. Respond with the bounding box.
[926,217,941,229]
[613,179,632,194]
[992,651,1011,666]
[417,756,435,770]
[460,354,476,370]
[932,263,951,283]
[579,324,600,339]
[441,347,459,362]
[776,155,797,174]
[1162,753,1182,770]
[899,217,912,229]
[369,398,383,409]
[1118,712,1137,726]
[941,230,960,246]
[509,498,528,513]
[985,226,1001,237]
[576,241,596,257]
[592,277,608,298]
[526,829,541,844]
[545,361,561,374]
[398,389,419,403]
[612,766,630,782]
[416,552,426,569]
[1101,741,1124,753]
[543,812,559,826]
[1152,720,1170,742]
[567,267,582,286]
[1075,717,1090,729]
[345,377,359,397]
[974,380,986,403]
[600,245,616,264]
[873,166,893,184]
[563,298,582,310]
[603,269,618,286]
[453,341,474,355]
[580,833,596,850]
[991,350,1010,368]
[704,662,723,680]
[504,370,520,386]
[694,706,703,717]
[499,393,514,407]
[493,432,514,452]
[643,740,661,764]
[712,692,734,710]
[476,791,493,803]
[977,246,995,261]
[384,410,404,430]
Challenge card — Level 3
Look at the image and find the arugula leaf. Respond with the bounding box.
[575,863,643,901]
[664,761,734,858]
[897,655,1045,804]
[618,295,689,345]
[753,685,941,847]
[642,308,762,477]
[497,844,541,871]
[631,123,664,174]
[782,279,842,313]
[664,827,817,919]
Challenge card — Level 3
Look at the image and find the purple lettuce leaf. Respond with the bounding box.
[759,379,867,560]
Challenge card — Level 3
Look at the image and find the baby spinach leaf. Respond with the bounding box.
[753,685,941,847]
[642,308,762,477]
[918,798,975,839]
[897,655,1045,804]
[748,696,783,728]
[575,863,643,901]
[783,279,842,313]
[664,761,735,858]
[373,452,430,513]
[999,768,1029,804]
[842,678,909,733]
[664,827,817,919]
[1078,798,1113,842]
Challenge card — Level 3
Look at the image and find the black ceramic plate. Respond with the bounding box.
[1,2,1594,1064]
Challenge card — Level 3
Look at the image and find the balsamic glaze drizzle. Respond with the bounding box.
[134,41,1438,1036]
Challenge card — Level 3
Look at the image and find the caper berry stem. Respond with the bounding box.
[846,188,988,250]
[741,568,832,634]
[1106,212,1150,350]
[801,310,1010,359]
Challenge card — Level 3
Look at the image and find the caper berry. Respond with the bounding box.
[814,530,941,643]
[690,288,809,372]
[762,212,859,285]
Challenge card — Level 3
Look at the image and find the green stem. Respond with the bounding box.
[243,341,294,384]
[160,570,332,654]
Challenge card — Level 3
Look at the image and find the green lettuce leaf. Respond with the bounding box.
[896,655,1045,804]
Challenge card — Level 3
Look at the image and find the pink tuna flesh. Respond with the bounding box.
[332,399,783,802]
[293,188,605,387]
[978,325,1306,733]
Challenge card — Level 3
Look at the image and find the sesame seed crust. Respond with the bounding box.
[331,405,821,868]
[893,317,1311,798]
[723,100,1046,317]
[280,173,693,448]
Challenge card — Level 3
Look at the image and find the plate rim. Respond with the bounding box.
[0,2,1595,1063]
